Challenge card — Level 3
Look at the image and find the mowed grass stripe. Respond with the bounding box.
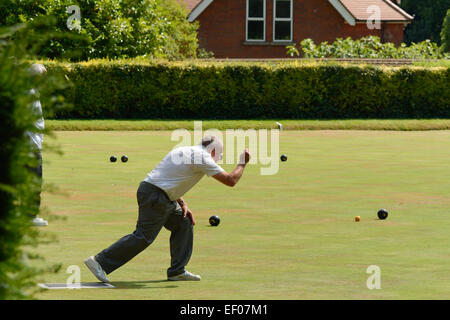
[46,119,450,131]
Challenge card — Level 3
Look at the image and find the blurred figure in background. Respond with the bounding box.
[27,63,48,227]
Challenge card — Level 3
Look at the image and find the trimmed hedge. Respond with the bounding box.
[48,60,450,119]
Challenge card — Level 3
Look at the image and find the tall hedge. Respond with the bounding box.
[49,60,450,119]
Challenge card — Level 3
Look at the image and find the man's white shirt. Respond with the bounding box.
[26,89,44,151]
[144,145,224,201]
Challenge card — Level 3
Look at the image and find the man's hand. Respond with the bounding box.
[179,200,196,225]
[239,148,251,165]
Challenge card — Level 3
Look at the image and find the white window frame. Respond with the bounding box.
[246,0,266,42]
[273,0,293,42]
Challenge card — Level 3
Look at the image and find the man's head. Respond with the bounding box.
[29,63,47,78]
[201,135,223,163]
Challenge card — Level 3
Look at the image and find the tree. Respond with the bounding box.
[441,9,450,52]
[0,0,199,60]
[401,0,450,45]
[156,0,199,60]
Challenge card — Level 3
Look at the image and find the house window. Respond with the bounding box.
[247,0,266,41]
[273,0,292,41]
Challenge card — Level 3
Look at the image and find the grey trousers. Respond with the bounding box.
[28,151,43,217]
[95,181,193,277]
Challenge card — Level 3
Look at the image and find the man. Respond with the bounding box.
[85,136,250,282]
[27,64,48,227]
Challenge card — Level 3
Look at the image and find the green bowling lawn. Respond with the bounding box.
[34,130,450,299]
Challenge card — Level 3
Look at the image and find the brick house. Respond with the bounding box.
[179,0,413,58]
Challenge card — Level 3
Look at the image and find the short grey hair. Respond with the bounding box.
[201,135,223,152]
[29,63,47,76]
[201,135,216,148]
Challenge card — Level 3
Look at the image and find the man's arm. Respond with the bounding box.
[213,149,250,187]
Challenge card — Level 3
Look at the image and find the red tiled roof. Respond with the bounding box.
[339,0,413,21]
[178,0,202,12]
[181,0,413,23]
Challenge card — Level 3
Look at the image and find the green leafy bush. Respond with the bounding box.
[0,0,199,60]
[295,36,448,59]
[45,59,450,120]
[156,0,200,60]
[0,20,65,299]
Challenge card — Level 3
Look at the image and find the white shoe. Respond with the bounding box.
[84,256,110,283]
[168,271,201,281]
[32,217,48,226]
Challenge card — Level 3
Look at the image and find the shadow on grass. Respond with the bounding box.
[111,279,178,290]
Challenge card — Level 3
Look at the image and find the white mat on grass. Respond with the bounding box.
[38,282,115,289]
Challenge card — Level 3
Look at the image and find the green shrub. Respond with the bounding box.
[290,28,450,60]
[296,36,448,59]
[156,0,200,60]
[0,20,64,299]
[45,59,450,120]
